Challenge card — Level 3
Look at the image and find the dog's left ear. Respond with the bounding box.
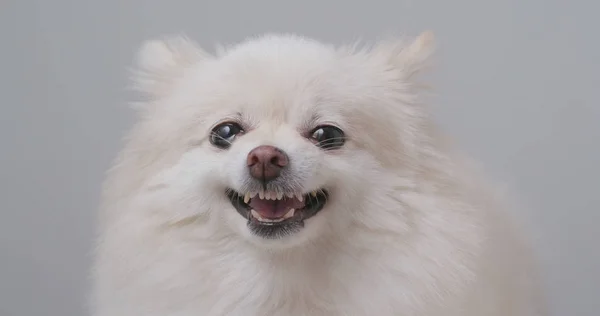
[374,31,436,80]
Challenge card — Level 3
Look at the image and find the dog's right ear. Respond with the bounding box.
[131,35,211,99]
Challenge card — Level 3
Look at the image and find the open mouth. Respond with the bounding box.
[226,189,329,239]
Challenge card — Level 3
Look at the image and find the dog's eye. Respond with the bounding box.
[310,125,345,150]
[210,122,244,149]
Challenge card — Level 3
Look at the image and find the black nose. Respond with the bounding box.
[246,145,289,182]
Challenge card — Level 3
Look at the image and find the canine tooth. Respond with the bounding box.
[251,209,260,219]
[311,191,317,197]
[296,193,304,202]
[283,208,295,219]
[244,192,251,204]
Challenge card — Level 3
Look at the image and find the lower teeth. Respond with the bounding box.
[250,208,295,223]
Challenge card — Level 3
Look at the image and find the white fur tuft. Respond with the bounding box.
[131,35,211,98]
[372,31,436,80]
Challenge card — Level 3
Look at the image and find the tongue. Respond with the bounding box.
[248,196,305,219]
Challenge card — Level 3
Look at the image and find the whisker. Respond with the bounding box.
[314,136,346,150]
[318,188,329,205]
[210,132,233,145]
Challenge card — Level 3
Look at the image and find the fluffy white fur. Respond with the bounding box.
[91,32,546,315]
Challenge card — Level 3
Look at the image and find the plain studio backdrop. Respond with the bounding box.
[1,1,598,315]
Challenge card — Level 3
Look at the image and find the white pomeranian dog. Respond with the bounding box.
[91,32,546,316]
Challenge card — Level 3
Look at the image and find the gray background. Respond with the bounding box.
[1,1,598,315]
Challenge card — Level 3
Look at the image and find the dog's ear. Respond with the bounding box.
[131,35,211,98]
[373,31,436,80]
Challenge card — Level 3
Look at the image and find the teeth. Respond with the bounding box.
[248,190,319,202]
[256,191,289,200]
[283,208,295,219]
[250,209,287,223]
[250,209,267,221]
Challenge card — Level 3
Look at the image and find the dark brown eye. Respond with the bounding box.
[310,125,345,150]
[210,122,243,149]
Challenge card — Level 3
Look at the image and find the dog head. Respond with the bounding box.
[120,32,435,249]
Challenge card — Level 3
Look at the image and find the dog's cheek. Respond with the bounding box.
[139,149,227,218]
[328,151,377,183]
[325,152,380,204]
[291,150,325,190]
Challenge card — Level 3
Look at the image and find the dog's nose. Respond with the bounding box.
[247,145,289,182]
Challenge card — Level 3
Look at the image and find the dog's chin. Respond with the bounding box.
[225,188,329,241]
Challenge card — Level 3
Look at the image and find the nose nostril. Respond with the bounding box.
[246,145,289,181]
[277,157,289,167]
[270,156,281,167]
[247,154,259,167]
